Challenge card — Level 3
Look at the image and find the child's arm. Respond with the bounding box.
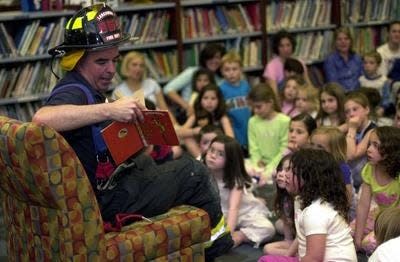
[301,234,326,262]
[175,115,199,138]
[220,115,235,138]
[227,187,243,233]
[286,238,298,257]
[346,119,372,160]
[266,78,279,99]
[345,184,353,207]
[354,182,372,250]
[282,220,294,241]
[163,68,196,112]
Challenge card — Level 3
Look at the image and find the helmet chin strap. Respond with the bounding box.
[50,56,60,80]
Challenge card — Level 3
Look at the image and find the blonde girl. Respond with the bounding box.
[310,126,357,220]
[352,126,400,254]
[344,91,377,191]
[316,82,347,129]
[295,84,319,118]
[369,207,400,261]
[205,135,275,248]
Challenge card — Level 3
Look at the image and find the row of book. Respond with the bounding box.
[119,10,172,44]
[292,30,334,63]
[0,18,65,58]
[341,0,400,24]
[182,38,262,69]
[143,50,178,81]
[0,49,178,99]
[181,3,260,39]
[0,61,59,99]
[266,0,332,31]
[351,27,388,55]
[0,101,43,122]
[21,0,63,11]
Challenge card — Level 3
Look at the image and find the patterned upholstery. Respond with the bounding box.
[0,116,211,261]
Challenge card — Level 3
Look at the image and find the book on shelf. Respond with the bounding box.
[0,23,17,57]
[27,26,46,56]
[267,0,332,30]
[143,55,161,81]
[341,0,397,24]
[101,110,179,165]
[38,22,56,55]
[20,21,40,56]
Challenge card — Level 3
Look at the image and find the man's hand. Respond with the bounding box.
[109,97,146,123]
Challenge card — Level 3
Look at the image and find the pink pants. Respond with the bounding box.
[258,255,299,262]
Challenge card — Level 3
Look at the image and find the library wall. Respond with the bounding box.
[0,0,399,120]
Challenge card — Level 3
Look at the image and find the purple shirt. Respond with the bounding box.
[324,51,363,92]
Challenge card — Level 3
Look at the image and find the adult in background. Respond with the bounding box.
[163,43,226,121]
[263,30,308,96]
[377,21,400,78]
[324,27,363,92]
[33,4,233,260]
[112,51,177,124]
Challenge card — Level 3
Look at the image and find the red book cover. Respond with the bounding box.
[245,3,260,31]
[101,110,179,165]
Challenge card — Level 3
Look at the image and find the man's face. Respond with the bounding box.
[77,46,120,91]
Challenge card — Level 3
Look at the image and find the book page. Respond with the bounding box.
[138,110,179,146]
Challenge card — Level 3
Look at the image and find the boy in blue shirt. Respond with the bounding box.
[219,51,251,150]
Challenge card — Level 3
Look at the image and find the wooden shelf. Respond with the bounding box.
[0,93,49,106]
[268,25,336,35]
[115,2,175,12]
[0,10,75,21]
[181,0,258,7]
[342,20,391,28]
[182,32,262,44]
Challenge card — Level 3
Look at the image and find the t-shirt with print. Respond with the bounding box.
[361,163,400,210]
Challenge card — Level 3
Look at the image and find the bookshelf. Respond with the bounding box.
[0,0,398,120]
[339,0,399,55]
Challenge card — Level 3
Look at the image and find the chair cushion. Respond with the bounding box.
[105,205,211,261]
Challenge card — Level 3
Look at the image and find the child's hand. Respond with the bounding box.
[354,237,362,251]
[288,141,299,152]
[192,126,201,136]
[348,116,361,129]
[257,160,266,168]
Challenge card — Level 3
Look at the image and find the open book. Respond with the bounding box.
[101,110,179,165]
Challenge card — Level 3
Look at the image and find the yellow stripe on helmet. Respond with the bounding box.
[66,9,97,30]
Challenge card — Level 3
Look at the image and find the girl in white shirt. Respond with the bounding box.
[259,148,357,262]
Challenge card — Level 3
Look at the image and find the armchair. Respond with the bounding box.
[0,116,210,261]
